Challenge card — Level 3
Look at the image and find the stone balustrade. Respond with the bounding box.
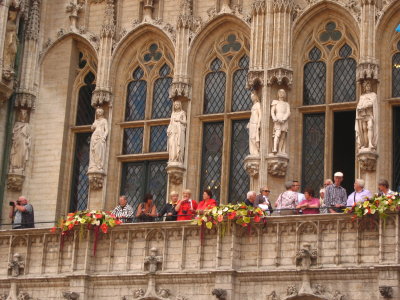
[0,214,398,299]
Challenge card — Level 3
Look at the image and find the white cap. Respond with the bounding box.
[334,172,344,177]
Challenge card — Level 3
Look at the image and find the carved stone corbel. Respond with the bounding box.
[357,150,378,171]
[267,68,293,88]
[266,154,288,177]
[169,81,191,101]
[62,291,80,300]
[8,253,24,277]
[15,92,35,108]
[88,172,105,190]
[357,62,379,81]
[211,289,227,300]
[167,162,185,186]
[379,286,393,298]
[244,155,260,178]
[246,70,264,90]
[91,89,112,106]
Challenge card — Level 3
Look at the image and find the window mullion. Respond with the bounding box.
[220,115,231,204]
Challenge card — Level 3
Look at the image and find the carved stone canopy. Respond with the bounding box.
[244,155,260,178]
[267,68,293,88]
[266,154,289,177]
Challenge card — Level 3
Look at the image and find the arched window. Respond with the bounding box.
[120,43,172,214]
[70,65,96,212]
[199,33,250,203]
[392,41,400,98]
[333,44,356,102]
[204,58,226,114]
[303,47,326,105]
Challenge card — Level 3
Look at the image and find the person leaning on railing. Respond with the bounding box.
[175,189,197,221]
[296,188,320,214]
[158,191,179,221]
[111,195,134,223]
[9,196,35,229]
[346,179,372,207]
[197,189,217,214]
[136,193,158,222]
[324,172,347,213]
[274,181,298,215]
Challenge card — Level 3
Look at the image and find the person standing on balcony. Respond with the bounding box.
[159,191,179,221]
[274,181,298,215]
[9,196,34,229]
[197,189,217,214]
[175,189,197,221]
[346,179,372,207]
[324,172,347,213]
[136,194,158,222]
[112,195,134,223]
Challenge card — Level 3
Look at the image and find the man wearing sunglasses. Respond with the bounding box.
[255,187,273,214]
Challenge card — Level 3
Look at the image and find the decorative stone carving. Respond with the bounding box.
[211,289,227,300]
[142,0,155,22]
[62,291,79,300]
[267,68,293,87]
[169,82,191,100]
[355,81,378,151]
[2,10,18,81]
[145,247,162,274]
[88,108,108,174]
[379,286,393,298]
[266,155,288,177]
[92,89,111,106]
[8,253,24,277]
[25,0,41,41]
[157,289,170,299]
[357,151,378,171]
[65,1,83,31]
[252,0,266,14]
[15,92,35,108]
[247,91,261,156]
[101,0,115,38]
[220,0,232,13]
[357,62,379,81]
[167,162,185,185]
[247,70,264,90]
[133,289,145,298]
[17,292,30,300]
[9,109,31,175]
[286,285,298,297]
[244,156,260,178]
[332,290,345,300]
[88,172,104,190]
[296,243,317,270]
[267,291,280,300]
[7,173,25,192]
[167,101,187,163]
[271,89,290,155]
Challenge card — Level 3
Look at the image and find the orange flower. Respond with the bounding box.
[115,219,123,225]
[50,227,57,233]
[67,213,75,217]
[254,215,261,223]
[68,223,74,230]
[100,223,108,233]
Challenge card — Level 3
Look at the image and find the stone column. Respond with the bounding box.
[166,0,193,197]
[6,0,41,193]
[265,0,294,196]
[244,0,266,191]
[87,0,115,210]
[356,0,379,192]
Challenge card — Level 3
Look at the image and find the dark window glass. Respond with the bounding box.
[229,120,249,203]
[152,64,172,119]
[392,52,400,98]
[78,52,87,69]
[200,122,224,201]
[121,160,167,219]
[125,67,147,121]
[70,133,91,212]
[123,127,144,154]
[222,34,241,53]
[393,107,400,192]
[302,114,325,196]
[76,72,96,126]
[303,47,326,105]
[319,22,342,43]
[232,55,251,112]
[150,125,168,152]
[204,58,226,114]
[333,44,356,103]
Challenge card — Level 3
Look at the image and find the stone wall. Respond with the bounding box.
[0,214,398,299]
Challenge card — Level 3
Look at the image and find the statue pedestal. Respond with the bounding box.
[7,173,25,192]
[167,162,186,195]
[87,171,105,190]
[244,155,260,191]
[357,150,378,171]
[266,153,289,177]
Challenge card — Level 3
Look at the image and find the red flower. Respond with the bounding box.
[67,213,75,217]
[241,223,248,227]
[228,212,236,219]
[95,214,103,219]
[86,213,92,217]
[50,227,57,233]
[115,219,123,225]
[106,211,111,214]
[68,223,74,230]
[100,223,108,233]
[254,215,261,223]
[110,214,116,219]
[217,215,224,222]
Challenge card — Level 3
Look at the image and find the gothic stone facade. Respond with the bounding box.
[0,0,400,299]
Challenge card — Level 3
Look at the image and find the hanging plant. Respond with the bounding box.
[51,210,122,255]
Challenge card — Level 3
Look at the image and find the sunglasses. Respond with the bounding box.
[263,190,270,192]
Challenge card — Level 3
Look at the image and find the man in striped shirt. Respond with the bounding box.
[324,172,347,213]
[112,195,134,223]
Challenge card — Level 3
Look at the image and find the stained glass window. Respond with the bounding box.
[392,42,400,98]
[303,47,326,105]
[123,127,144,154]
[333,44,356,103]
[150,125,167,152]
[232,55,251,112]
[120,160,167,219]
[152,64,172,119]
[302,114,325,196]
[204,58,226,114]
[125,67,147,121]
[76,72,96,126]
[200,122,224,202]
[229,120,249,203]
[70,133,91,212]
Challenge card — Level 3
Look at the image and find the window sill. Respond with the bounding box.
[117,152,168,162]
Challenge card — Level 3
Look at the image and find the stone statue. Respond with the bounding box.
[8,253,24,277]
[9,109,31,175]
[88,108,108,173]
[247,91,261,156]
[271,89,290,154]
[144,247,162,274]
[167,101,187,163]
[3,10,18,80]
[355,81,378,151]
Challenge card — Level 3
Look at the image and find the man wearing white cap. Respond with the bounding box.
[324,172,347,213]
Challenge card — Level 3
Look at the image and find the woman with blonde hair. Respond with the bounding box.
[159,191,179,221]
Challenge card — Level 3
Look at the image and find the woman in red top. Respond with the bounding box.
[197,189,217,213]
[175,189,198,221]
[296,187,320,214]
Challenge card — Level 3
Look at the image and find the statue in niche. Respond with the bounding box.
[8,253,24,277]
[271,89,290,155]
[355,80,378,151]
[9,109,31,175]
[247,91,261,156]
[167,100,187,163]
[88,108,108,173]
[3,9,18,80]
